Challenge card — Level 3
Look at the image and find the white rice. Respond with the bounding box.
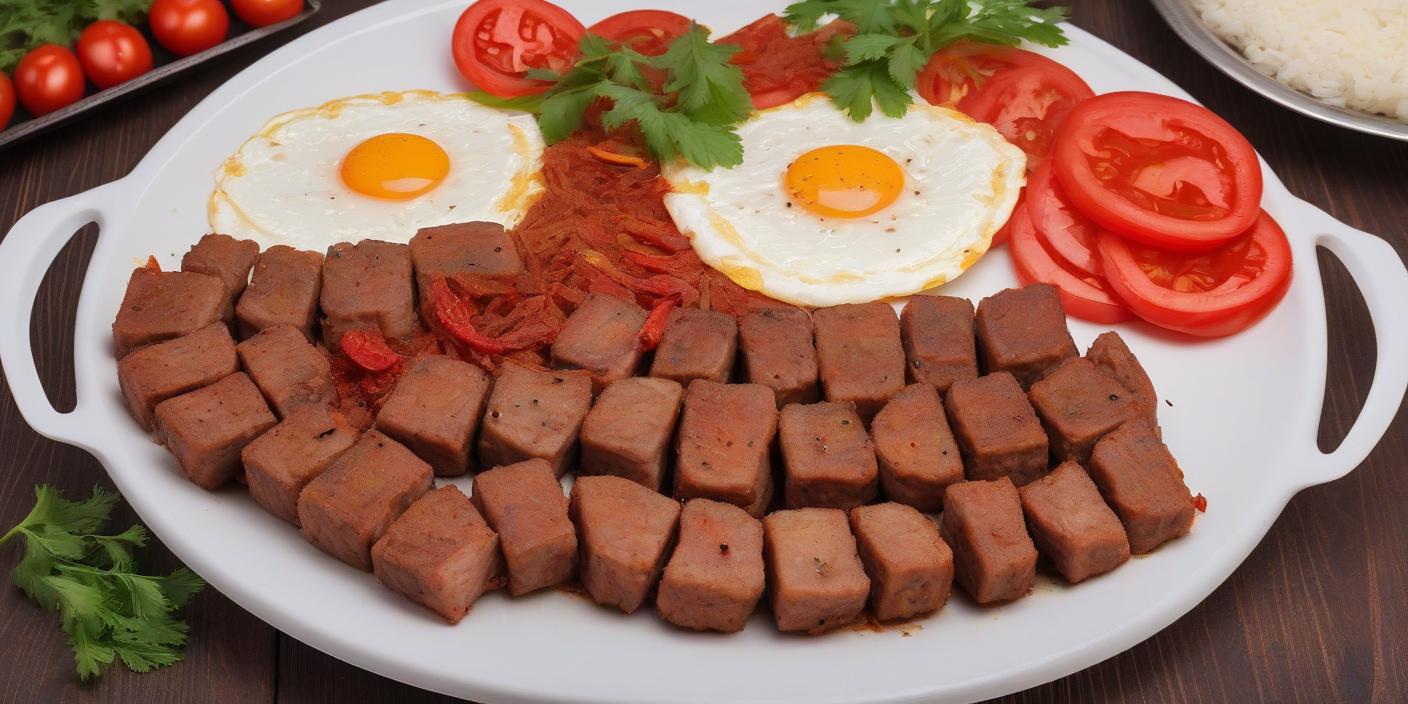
[1191,0,1408,122]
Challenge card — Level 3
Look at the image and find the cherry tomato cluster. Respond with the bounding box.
[0,0,302,128]
[919,44,1290,337]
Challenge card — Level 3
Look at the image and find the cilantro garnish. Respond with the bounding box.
[1,0,152,73]
[1,485,204,680]
[469,25,748,170]
[784,0,1069,121]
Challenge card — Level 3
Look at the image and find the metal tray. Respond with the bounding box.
[0,0,321,151]
[1150,0,1408,142]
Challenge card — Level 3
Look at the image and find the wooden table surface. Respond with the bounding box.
[1,1,1405,702]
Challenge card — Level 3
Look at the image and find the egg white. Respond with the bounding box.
[662,94,1026,307]
[209,91,544,248]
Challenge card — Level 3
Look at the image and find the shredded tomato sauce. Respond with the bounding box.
[718,15,848,106]
[329,15,843,424]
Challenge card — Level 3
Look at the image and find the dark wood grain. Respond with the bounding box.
[0,1,1404,702]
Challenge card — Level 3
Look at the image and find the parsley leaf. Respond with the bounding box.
[468,25,750,170]
[658,26,748,126]
[1,485,204,681]
[788,0,1069,122]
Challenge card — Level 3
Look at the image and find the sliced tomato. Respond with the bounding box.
[452,0,586,97]
[1052,91,1263,252]
[1096,210,1291,337]
[588,9,691,56]
[1026,163,1101,276]
[958,63,1092,168]
[917,41,1069,107]
[1009,203,1134,324]
[719,14,845,110]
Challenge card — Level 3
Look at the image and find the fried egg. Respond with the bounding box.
[663,94,1026,307]
[210,91,544,246]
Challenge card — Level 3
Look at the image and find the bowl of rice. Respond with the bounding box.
[1151,0,1408,141]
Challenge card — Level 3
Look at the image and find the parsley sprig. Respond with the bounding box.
[785,0,1068,121]
[468,25,749,169]
[2,485,204,680]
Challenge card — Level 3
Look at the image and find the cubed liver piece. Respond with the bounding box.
[778,401,878,510]
[550,293,648,392]
[976,284,1077,388]
[763,508,870,633]
[945,372,1048,486]
[376,355,492,477]
[812,302,906,420]
[477,364,592,477]
[297,430,433,570]
[471,459,577,595]
[236,325,336,418]
[738,307,819,407]
[849,502,954,621]
[674,381,778,517]
[649,308,738,385]
[1086,421,1194,554]
[657,499,765,633]
[941,477,1038,604]
[871,384,964,512]
[569,475,682,613]
[409,221,523,296]
[1086,331,1159,425]
[901,294,978,393]
[118,323,237,431]
[371,485,502,623]
[235,245,323,340]
[182,233,259,319]
[242,405,359,525]
[112,268,226,358]
[578,377,684,491]
[1028,357,1142,463]
[154,372,277,490]
[320,240,419,352]
[1018,461,1130,583]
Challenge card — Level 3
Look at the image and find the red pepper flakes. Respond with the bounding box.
[1192,493,1208,512]
[143,255,161,272]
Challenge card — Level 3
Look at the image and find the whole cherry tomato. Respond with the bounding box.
[14,45,86,116]
[0,72,15,127]
[76,20,155,89]
[149,0,231,57]
[230,0,303,27]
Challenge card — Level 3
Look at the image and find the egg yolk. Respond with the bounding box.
[784,145,904,219]
[339,133,450,200]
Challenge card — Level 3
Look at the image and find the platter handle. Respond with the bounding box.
[0,183,120,442]
[1298,207,1408,488]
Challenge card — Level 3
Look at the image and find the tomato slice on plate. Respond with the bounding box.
[957,63,1092,168]
[917,41,1071,107]
[1009,203,1134,324]
[1026,163,1102,276]
[588,9,691,56]
[1096,210,1292,337]
[452,0,586,97]
[1052,91,1263,252]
